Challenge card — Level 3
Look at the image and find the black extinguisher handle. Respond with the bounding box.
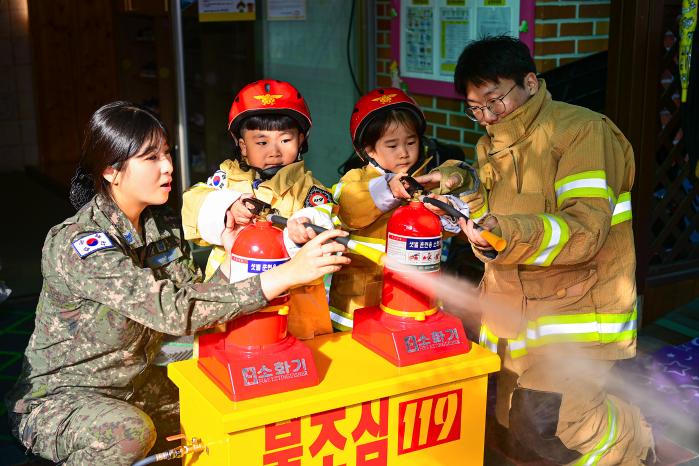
[420,196,507,252]
[421,196,471,224]
[268,214,351,248]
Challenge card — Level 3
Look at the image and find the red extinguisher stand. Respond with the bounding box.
[198,221,319,401]
[353,201,471,366]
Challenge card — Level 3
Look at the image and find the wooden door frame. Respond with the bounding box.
[606,0,664,294]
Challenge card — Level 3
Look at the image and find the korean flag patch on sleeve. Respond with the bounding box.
[304,186,333,207]
[72,232,115,259]
[207,170,227,190]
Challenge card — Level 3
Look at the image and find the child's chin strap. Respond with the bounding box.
[254,150,304,181]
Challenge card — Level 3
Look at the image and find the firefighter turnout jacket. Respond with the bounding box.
[455,80,637,362]
[445,80,653,465]
[182,159,335,339]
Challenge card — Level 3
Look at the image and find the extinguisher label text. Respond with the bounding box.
[404,328,462,353]
[242,358,308,386]
[230,254,289,280]
[386,234,441,272]
[406,239,441,250]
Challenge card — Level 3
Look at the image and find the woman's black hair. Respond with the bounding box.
[454,35,537,96]
[69,101,168,210]
[357,108,423,162]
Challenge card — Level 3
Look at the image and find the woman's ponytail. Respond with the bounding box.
[68,165,95,211]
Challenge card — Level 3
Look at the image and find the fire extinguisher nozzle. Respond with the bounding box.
[421,196,507,252]
[268,214,386,265]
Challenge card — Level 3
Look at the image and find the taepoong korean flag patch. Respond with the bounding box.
[72,232,115,258]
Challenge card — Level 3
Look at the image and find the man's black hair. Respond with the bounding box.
[454,35,537,96]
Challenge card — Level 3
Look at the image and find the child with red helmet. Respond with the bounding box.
[328,88,471,331]
[182,79,338,340]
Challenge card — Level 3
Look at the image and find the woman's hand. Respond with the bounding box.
[259,229,351,300]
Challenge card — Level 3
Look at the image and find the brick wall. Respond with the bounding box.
[375,0,611,160]
[534,1,610,73]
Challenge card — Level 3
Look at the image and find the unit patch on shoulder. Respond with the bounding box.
[72,232,115,259]
[207,170,227,190]
[304,186,332,207]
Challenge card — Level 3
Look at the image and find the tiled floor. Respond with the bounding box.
[0,171,698,465]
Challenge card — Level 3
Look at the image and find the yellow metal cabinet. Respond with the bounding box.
[168,332,500,465]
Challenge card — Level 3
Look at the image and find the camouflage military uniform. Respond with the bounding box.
[5,193,267,465]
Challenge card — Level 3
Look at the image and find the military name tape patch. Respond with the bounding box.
[207,170,227,190]
[304,186,332,207]
[72,232,115,258]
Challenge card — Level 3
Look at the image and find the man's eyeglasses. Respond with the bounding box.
[464,84,517,121]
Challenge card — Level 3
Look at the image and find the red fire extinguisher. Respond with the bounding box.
[198,220,319,400]
[382,200,442,318]
[353,200,471,366]
[225,220,290,347]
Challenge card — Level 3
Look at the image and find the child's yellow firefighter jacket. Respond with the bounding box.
[182,159,335,339]
[330,162,444,331]
[451,80,637,361]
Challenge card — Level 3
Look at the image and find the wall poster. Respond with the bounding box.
[394,0,533,98]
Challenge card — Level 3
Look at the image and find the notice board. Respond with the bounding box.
[391,0,535,98]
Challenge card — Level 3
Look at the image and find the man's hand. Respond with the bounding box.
[413,171,462,192]
[458,216,499,249]
[286,216,318,244]
[388,172,411,199]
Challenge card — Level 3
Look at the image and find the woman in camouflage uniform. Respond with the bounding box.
[5,101,349,466]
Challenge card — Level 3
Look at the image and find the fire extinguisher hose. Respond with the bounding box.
[420,196,507,252]
[268,215,386,266]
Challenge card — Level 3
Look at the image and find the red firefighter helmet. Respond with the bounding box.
[349,87,426,152]
[228,79,312,139]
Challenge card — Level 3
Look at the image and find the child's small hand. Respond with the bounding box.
[286,217,318,244]
[388,172,411,199]
[227,193,256,227]
[222,194,255,252]
[422,193,450,216]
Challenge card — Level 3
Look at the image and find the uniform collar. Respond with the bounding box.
[484,79,551,155]
[369,163,387,176]
[224,159,308,205]
[93,193,169,249]
[262,161,307,195]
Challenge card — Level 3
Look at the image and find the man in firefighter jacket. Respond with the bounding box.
[182,80,336,340]
[419,37,655,465]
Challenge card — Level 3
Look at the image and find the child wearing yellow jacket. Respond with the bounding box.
[328,88,470,331]
[182,80,337,340]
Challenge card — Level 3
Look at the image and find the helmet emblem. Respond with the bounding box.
[253,93,284,105]
[371,93,397,105]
